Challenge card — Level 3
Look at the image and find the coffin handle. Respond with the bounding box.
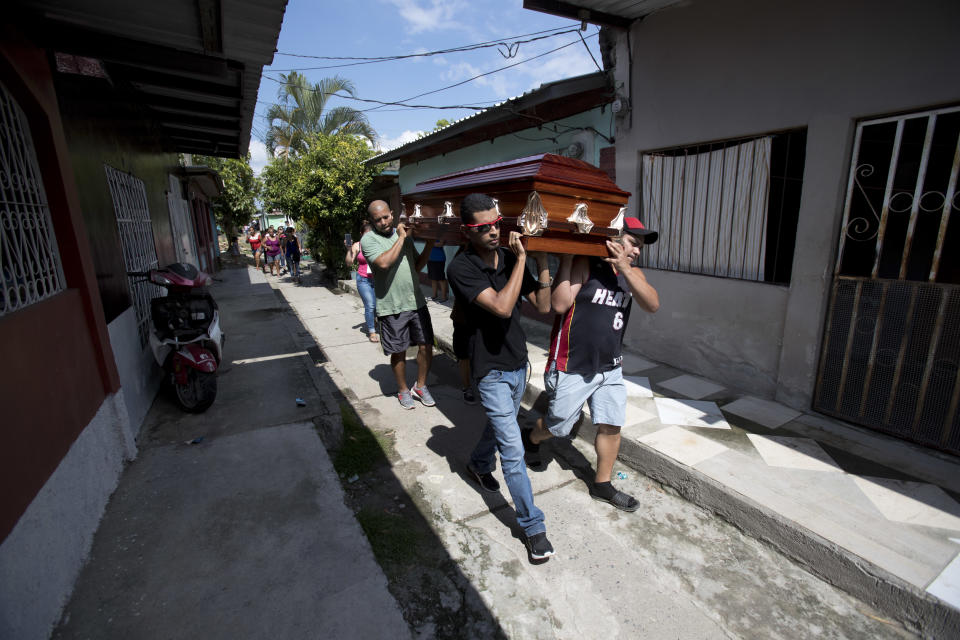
[438,200,456,224]
[567,203,594,234]
[610,207,626,234]
[519,191,548,236]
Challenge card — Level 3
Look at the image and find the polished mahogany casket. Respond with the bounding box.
[399,153,631,257]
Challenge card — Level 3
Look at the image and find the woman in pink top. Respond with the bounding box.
[262,227,282,276]
[345,222,378,342]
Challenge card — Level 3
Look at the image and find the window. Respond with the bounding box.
[105,165,162,346]
[638,129,806,284]
[0,80,66,317]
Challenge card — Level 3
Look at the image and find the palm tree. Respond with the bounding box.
[264,72,377,158]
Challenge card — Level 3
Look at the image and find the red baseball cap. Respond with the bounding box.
[623,217,658,244]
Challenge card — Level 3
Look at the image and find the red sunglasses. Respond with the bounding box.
[463,216,502,233]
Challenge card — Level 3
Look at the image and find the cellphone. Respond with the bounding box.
[345,233,353,245]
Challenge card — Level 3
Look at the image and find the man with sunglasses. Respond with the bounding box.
[446,193,555,561]
[523,217,660,512]
[361,199,437,409]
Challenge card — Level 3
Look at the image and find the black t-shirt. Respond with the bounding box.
[547,257,632,375]
[447,246,538,380]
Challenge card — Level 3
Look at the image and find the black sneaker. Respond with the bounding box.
[524,532,555,560]
[466,464,500,493]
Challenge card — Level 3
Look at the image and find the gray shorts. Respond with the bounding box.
[379,307,434,355]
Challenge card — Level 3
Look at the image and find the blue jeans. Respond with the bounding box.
[471,367,546,537]
[355,273,377,334]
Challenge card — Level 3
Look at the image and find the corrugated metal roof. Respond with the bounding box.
[523,0,685,27]
[25,0,286,157]
[369,71,612,165]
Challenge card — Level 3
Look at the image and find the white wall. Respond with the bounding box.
[613,0,960,408]
[107,305,162,442]
[0,393,131,640]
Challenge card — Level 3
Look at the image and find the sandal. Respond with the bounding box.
[368,333,380,343]
[590,488,639,512]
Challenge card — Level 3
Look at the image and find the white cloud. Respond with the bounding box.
[377,129,423,152]
[383,0,466,34]
[516,46,600,86]
[248,139,270,176]
[441,61,515,100]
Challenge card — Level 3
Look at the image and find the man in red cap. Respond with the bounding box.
[523,217,660,511]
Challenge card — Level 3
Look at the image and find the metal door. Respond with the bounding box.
[815,106,960,454]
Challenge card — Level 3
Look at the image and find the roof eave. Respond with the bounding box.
[368,71,613,166]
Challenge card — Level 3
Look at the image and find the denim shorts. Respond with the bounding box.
[543,364,626,437]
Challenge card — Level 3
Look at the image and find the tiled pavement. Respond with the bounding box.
[341,277,960,636]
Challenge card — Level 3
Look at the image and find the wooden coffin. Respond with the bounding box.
[399,153,631,257]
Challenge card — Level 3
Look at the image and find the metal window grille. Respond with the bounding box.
[105,165,162,347]
[0,81,66,317]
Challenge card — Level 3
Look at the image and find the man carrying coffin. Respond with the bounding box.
[524,217,660,512]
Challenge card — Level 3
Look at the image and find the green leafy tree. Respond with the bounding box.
[261,134,379,277]
[416,118,453,139]
[265,71,377,158]
[192,154,259,239]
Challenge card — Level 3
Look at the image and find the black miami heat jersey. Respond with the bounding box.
[547,258,632,375]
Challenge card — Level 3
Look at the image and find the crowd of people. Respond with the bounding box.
[244,223,303,282]
[353,195,660,562]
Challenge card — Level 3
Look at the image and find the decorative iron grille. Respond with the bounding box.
[104,165,162,347]
[816,106,960,453]
[0,81,66,317]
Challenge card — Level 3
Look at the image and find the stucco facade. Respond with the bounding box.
[610,0,960,410]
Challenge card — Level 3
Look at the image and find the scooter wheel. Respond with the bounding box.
[173,369,218,413]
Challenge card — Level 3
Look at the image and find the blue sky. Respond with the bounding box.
[249,0,603,173]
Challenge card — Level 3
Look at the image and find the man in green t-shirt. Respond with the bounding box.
[360,200,437,409]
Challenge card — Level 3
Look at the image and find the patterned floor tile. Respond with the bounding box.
[658,374,726,399]
[622,353,657,373]
[654,398,731,429]
[926,540,960,608]
[639,426,729,467]
[722,396,802,429]
[624,376,653,398]
[852,477,960,532]
[746,435,844,472]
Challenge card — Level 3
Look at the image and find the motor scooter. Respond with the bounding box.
[129,263,224,412]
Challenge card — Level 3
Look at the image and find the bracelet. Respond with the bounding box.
[537,279,552,289]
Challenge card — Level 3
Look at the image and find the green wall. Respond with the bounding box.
[398,106,613,193]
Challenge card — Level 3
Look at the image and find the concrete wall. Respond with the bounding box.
[0,393,132,640]
[398,107,613,194]
[612,0,960,408]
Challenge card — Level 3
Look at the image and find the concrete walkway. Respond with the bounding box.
[331,269,960,639]
[52,258,959,639]
[53,262,409,640]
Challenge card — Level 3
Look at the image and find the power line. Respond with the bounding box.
[260,29,600,116]
[266,28,585,72]
[271,25,575,61]
[361,30,599,113]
